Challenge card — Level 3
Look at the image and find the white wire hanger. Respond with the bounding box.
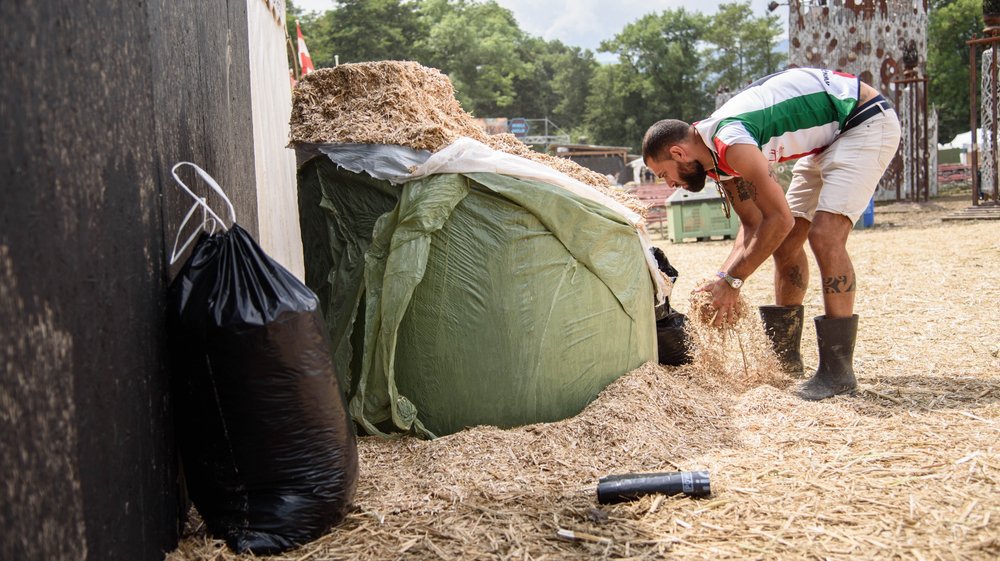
[169,162,238,265]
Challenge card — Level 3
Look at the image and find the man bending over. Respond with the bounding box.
[642,68,900,400]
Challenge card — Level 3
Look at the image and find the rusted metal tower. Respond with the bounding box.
[891,41,930,202]
[783,0,934,201]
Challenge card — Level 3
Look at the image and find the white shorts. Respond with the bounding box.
[785,108,901,224]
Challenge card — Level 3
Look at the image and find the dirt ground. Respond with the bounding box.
[168,193,999,561]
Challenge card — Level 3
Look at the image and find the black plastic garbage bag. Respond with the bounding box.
[649,246,692,366]
[656,311,693,366]
[650,246,678,285]
[167,224,358,554]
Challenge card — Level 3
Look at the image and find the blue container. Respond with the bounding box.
[856,197,875,229]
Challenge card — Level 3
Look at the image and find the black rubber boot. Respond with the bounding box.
[797,315,859,401]
[758,305,804,376]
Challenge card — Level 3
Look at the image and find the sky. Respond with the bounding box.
[292,0,783,56]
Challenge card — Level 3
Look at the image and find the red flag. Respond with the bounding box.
[296,20,315,75]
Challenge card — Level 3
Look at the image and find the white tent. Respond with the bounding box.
[938,129,984,151]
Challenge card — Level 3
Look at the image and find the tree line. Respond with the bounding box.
[928,0,985,144]
[290,0,983,151]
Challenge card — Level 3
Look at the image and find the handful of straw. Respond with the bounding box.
[685,281,790,393]
[689,286,749,328]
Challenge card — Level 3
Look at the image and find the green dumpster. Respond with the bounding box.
[666,188,739,243]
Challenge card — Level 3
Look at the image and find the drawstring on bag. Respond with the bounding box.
[169,161,238,265]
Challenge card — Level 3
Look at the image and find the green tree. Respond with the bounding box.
[585,9,712,149]
[286,0,320,74]
[506,39,597,129]
[582,63,652,149]
[928,0,985,142]
[548,44,598,129]
[286,0,306,30]
[506,36,560,120]
[703,1,784,92]
[416,0,529,116]
[307,0,428,67]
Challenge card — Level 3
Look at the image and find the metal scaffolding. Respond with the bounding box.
[892,42,930,202]
[968,31,1000,206]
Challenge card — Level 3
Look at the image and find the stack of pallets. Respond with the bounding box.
[630,182,678,236]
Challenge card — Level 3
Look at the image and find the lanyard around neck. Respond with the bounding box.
[708,149,732,220]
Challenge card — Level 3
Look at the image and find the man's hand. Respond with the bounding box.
[695,278,742,327]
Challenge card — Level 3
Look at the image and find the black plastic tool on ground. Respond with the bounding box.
[597,471,711,504]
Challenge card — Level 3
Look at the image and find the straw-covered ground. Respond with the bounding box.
[168,193,999,560]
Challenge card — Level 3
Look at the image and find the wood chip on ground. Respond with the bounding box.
[167,198,999,558]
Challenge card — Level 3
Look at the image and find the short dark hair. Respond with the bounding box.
[642,119,691,163]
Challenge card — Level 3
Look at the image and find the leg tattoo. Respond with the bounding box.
[822,275,856,294]
[787,265,807,291]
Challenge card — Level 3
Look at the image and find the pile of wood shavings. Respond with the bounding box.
[168,362,734,561]
[289,61,644,215]
[290,61,482,152]
[484,134,641,213]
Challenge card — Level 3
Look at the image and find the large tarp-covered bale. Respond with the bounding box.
[292,61,662,438]
[352,171,657,437]
[297,159,657,437]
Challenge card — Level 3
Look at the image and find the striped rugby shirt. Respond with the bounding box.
[694,68,861,180]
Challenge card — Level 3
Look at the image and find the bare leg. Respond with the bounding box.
[772,217,811,306]
[807,211,856,318]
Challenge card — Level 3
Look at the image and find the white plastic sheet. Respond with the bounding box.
[309,137,671,303]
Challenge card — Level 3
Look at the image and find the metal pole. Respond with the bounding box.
[970,43,980,206]
[893,82,906,201]
[892,76,934,202]
[917,85,922,201]
[923,78,930,201]
[909,85,914,201]
[983,43,1000,203]
[910,85,917,201]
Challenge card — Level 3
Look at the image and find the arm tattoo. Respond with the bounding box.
[787,265,807,290]
[734,178,757,202]
[822,275,856,294]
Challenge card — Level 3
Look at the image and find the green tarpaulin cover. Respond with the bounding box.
[298,156,656,438]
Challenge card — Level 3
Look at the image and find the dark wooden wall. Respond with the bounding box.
[1,1,259,560]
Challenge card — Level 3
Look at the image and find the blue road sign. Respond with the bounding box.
[508,118,529,137]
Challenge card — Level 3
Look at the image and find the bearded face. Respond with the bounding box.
[677,159,708,192]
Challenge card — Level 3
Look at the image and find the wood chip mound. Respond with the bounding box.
[289,61,644,215]
[290,61,481,152]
